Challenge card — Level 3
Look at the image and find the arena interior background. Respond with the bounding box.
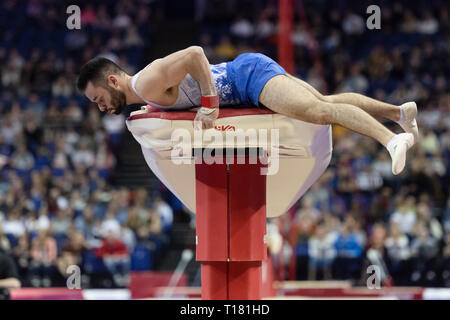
[0,0,449,299]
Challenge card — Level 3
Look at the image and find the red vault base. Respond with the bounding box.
[195,151,267,300]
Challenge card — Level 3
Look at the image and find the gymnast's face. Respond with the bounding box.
[85,80,127,115]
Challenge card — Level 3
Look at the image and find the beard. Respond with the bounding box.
[106,86,127,115]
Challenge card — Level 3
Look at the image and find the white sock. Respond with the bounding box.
[398,106,405,124]
[386,135,399,151]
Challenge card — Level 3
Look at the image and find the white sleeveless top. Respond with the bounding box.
[130,62,240,110]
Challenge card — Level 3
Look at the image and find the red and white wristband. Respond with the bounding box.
[199,95,219,115]
[201,95,219,109]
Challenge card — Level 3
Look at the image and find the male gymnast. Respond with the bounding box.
[77,46,419,175]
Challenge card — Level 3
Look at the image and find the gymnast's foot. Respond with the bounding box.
[387,133,414,175]
[397,102,419,144]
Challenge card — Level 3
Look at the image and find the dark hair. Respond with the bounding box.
[76,57,125,91]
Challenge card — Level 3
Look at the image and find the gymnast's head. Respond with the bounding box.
[77,57,127,115]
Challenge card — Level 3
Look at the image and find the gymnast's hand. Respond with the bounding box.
[194,107,219,130]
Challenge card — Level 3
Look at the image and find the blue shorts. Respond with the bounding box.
[226,53,286,107]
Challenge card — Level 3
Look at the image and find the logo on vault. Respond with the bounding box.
[214,125,236,131]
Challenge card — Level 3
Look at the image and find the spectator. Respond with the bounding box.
[12,234,31,284]
[123,26,144,49]
[390,196,417,236]
[409,222,440,285]
[36,206,51,231]
[94,144,116,177]
[442,233,450,287]
[51,208,73,236]
[64,100,83,125]
[230,16,255,39]
[95,231,130,287]
[289,212,316,280]
[126,206,140,232]
[23,211,39,235]
[57,231,88,281]
[148,208,163,237]
[417,10,439,34]
[0,224,11,252]
[255,12,275,39]
[333,216,364,280]
[30,229,58,287]
[1,49,23,90]
[70,190,87,217]
[75,205,96,239]
[154,196,173,232]
[362,224,392,287]
[420,127,440,155]
[385,222,410,285]
[23,117,43,153]
[119,224,136,253]
[101,113,126,151]
[72,142,95,168]
[355,164,383,192]
[199,33,216,61]
[51,75,73,98]
[443,200,450,234]
[415,202,443,241]
[214,36,238,60]
[100,209,121,238]
[10,143,34,171]
[400,10,418,33]
[81,3,97,26]
[0,249,21,300]
[369,187,394,224]
[342,12,365,35]
[113,6,132,29]
[292,24,310,47]
[1,114,22,146]
[2,210,26,239]
[341,63,369,94]
[25,93,45,120]
[52,138,71,171]
[296,196,322,223]
[307,224,337,280]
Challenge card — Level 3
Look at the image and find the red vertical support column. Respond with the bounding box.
[228,159,267,300]
[278,0,294,74]
[195,159,229,299]
[195,152,267,300]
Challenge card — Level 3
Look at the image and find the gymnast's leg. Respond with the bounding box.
[259,75,414,175]
[285,74,419,143]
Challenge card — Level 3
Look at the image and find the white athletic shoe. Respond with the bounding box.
[397,102,419,144]
[387,133,414,175]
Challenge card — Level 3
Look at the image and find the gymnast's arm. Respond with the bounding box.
[135,46,217,103]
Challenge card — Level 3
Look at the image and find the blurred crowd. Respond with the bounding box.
[0,0,449,289]
[0,0,174,288]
